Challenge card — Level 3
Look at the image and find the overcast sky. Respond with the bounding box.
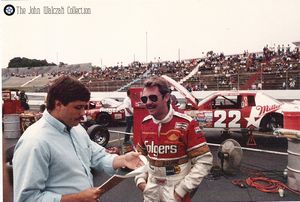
[1,0,300,68]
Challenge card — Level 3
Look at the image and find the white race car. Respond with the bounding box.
[184,91,300,132]
[163,75,300,133]
[84,98,125,127]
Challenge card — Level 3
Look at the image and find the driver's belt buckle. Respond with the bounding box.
[166,165,181,176]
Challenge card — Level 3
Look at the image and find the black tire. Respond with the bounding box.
[82,120,97,130]
[6,145,15,165]
[96,112,111,127]
[260,114,283,132]
[87,124,110,147]
[241,128,248,138]
[220,130,230,142]
[5,145,15,184]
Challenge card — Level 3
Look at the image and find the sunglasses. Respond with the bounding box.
[140,95,159,103]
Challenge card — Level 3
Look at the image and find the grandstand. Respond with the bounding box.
[2,46,300,92]
[2,63,92,91]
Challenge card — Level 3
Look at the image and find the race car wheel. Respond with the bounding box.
[6,145,15,165]
[260,113,283,132]
[220,130,230,142]
[96,112,111,127]
[5,145,15,184]
[87,124,110,147]
[81,120,97,130]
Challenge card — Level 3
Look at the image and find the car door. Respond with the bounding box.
[211,94,242,129]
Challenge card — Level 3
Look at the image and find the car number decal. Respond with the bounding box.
[214,110,241,128]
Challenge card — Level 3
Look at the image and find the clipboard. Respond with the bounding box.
[97,174,126,193]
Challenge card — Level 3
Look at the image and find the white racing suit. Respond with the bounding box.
[135,107,213,202]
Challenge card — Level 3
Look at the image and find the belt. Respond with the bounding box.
[149,157,189,167]
[154,178,167,185]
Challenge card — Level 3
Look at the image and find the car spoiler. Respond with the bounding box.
[161,75,199,109]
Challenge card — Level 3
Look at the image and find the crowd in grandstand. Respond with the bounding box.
[2,44,299,92]
[186,44,299,91]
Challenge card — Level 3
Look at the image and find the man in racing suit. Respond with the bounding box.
[135,76,213,202]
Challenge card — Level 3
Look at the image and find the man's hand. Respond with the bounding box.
[124,151,144,169]
[61,187,103,202]
[78,188,103,201]
[137,182,147,192]
[113,151,144,169]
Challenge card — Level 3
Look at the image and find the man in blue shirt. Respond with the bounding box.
[13,76,142,202]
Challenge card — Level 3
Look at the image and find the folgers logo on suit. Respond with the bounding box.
[144,140,177,157]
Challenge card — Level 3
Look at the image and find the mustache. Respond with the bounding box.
[146,104,156,109]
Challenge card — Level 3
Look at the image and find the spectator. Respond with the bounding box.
[36,103,46,120]
[13,76,142,202]
[282,81,286,89]
[289,78,296,88]
[170,93,182,112]
[39,103,46,113]
[257,82,262,90]
[17,90,29,110]
[123,89,134,143]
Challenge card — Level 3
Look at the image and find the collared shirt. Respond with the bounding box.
[13,110,117,202]
[123,96,133,117]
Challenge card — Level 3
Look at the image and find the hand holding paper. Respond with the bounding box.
[97,154,148,194]
[123,151,146,169]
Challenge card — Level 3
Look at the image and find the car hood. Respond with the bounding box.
[162,75,199,109]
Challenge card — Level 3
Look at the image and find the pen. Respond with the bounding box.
[129,142,148,165]
[131,142,138,152]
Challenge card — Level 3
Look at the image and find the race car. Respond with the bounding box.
[163,75,300,134]
[84,98,125,127]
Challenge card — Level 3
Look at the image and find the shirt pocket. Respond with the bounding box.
[78,145,92,167]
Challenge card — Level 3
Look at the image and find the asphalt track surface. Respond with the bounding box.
[4,123,300,201]
[94,124,300,202]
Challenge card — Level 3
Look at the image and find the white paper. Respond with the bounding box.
[97,155,148,192]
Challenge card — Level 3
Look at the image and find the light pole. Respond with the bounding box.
[56,52,59,66]
[285,66,292,90]
[260,66,263,84]
[237,69,240,90]
[146,32,148,63]
[217,74,219,90]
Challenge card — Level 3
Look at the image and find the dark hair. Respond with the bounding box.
[143,76,171,96]
[46,76,90,111]
[143,76,171,106]
[39,104,46,112]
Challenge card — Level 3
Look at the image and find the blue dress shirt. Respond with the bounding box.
[13,110,117,202]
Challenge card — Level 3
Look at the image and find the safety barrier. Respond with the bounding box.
[3,114,21,139]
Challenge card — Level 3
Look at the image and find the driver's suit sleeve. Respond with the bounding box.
[175,120,213,198]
